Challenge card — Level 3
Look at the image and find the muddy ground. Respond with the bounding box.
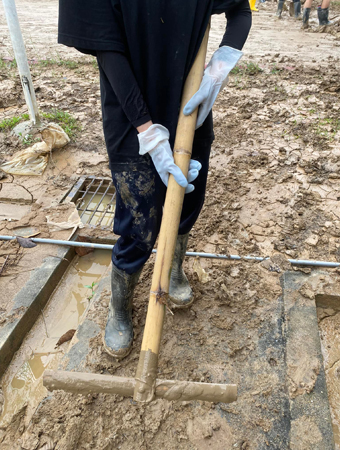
[1,0,340,449]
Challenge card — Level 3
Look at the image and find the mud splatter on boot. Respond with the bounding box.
[169,233,194,308]
[318,7,332,26]
[103,264,141,359]
[302,7,311,28]
[294,1,301,18]
[276,0,285,18]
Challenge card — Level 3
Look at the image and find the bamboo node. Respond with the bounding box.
[174,148,192,156]
[150,289,168,305]
[150,290,174,315]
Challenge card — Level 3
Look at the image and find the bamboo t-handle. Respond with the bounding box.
[134,24,210,403]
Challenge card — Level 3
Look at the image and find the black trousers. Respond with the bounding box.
[111,132,212,274]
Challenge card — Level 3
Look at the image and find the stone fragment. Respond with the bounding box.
[305,234,319,246]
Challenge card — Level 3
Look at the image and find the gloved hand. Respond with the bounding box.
[138,124,201,194]
[183,46,243,129]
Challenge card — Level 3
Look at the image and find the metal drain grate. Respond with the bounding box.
[64,176,116,229]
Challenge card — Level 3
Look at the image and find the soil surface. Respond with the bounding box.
[1,1,340,449]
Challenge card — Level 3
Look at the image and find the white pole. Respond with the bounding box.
[1,235,340,268]
[2,0,41,127]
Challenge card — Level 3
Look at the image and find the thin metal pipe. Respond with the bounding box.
[1,235,339,268]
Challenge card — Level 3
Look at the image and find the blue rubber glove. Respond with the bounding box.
[183,46,243,129]
[138,124,201,194]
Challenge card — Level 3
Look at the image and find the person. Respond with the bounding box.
[58,0,251,359]
[276,0,302,19]
[302,0,333,28]
[277,0,333,25]
[249,0,259,12]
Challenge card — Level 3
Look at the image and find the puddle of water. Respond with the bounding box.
[78,193,115,227]
[317,306,340,450]
[11,353,50,389]
[0,249,111,425]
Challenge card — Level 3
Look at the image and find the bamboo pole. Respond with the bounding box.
[44,370,237,403]
[133,25,210,403]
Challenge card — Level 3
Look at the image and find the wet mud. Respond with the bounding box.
[0,1,340,449]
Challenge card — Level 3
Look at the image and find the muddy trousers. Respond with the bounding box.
[111,139,212,275]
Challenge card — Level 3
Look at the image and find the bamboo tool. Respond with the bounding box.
[44,371,236,403]
[133,24,211,403]
[44,24,237,404]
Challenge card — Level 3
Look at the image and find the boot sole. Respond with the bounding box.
[168,295,195,309]
[102,333,133,360]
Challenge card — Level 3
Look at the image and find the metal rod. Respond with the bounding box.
[87,181,112,224]
[77,208,114,214]
[97,193,116,227]
[80,179,104,219]
[107,204,116,228]
[79,192,106,197]
[2,0,40,125]
[76,178,96,212]
[63,176,86,203]
[1,235,340,268]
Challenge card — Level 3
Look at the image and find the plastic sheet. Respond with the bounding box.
[46,204,84,232]
[0,123,70,176]
[193,256,210,284]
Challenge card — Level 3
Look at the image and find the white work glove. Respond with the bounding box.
[183,46,243,129]
[138,124,201,194]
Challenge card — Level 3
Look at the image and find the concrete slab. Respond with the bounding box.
[0,183,33,204]
[0,203,31,221]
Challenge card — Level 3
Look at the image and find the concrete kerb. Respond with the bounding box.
[0,245,74,378]
[282,270,335,449]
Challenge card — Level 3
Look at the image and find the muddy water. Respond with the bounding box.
[317,304,340,450]
[0,249,111,426]
[79,193,115,228]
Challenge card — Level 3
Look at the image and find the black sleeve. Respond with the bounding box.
[97,51,152,128]
[220,0,252,50]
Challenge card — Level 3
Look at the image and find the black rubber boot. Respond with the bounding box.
[169,233,194,308]
[318,7,332,25]
[289,2,295,16]
[294,1,301,18]
[103,264,142,359]
[276,0,285,18]
[302,7,311,28]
